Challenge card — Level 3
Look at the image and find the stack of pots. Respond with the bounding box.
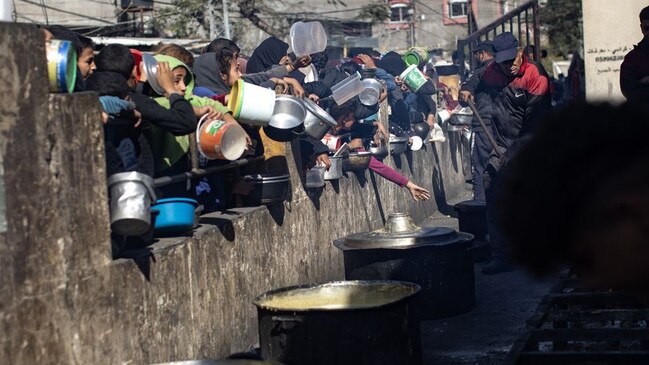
[334,213,476,319]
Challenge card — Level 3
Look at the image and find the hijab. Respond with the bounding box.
[246,37,289,74]
[194,52,230,94]
[377,51,408,77]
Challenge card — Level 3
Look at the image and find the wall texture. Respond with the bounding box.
[0,23,467,364]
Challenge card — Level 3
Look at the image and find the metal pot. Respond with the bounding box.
[269,95,306,130]
[254,281,422,365]
[107,171,157,236]
[342,151,372,172]
[369,143,388,161]
[334,213,475,319]
[301,97,337,140]
[323,155,343,180]
[240,174,290,206]
[389,136,409,155]
[359,78,382,106]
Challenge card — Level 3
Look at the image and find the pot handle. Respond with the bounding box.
[195,113,211,144]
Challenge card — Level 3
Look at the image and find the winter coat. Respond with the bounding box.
[620,38,649,103]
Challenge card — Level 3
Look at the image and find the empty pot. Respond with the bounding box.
[359,78,382,106]
[107,171,157,237]
[302,97,337,140]
[269,95,306,130]
[323,156,343,180]
[390,136,409,155]
[343,151,372,172]
[240,174,291,206]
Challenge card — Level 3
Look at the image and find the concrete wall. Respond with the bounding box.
[582,0,646,102]
[0,23,467,364]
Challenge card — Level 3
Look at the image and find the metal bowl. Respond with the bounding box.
[369,143,388,161]
[359,78,382,106]
[343,151,372,172]
[269,95,306,130]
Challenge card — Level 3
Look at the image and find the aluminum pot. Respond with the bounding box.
[253,280,422,365]
[301,97,337,140]
[240,174,290,206]
[390,136,409,155]
[342,151,372,172]
[323,155,343,180]
[359,78,382,106]
[369,143,388,161]
[269,95,306,130]
[263,124,305,142]
[334,213,475,320]
[107,171,157,236]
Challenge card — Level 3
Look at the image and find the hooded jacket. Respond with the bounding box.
[461,53,551,167]
[148,55,230,174]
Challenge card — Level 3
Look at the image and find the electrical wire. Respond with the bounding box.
[17,0,115,24]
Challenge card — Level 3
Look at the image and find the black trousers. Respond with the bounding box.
[472,128,492,203]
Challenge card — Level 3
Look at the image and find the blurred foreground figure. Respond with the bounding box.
[498,102,649,292]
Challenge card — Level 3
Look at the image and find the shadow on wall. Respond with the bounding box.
[431,147,454,217]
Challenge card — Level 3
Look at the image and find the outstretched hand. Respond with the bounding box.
[406,181,431,202]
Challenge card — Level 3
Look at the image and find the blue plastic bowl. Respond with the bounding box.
[152,198,198,235]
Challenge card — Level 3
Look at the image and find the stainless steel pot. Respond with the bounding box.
[334,213,476,319]
[342,151,372,172]
[389,136,409,155]
[323,156,343,180]
[240,174,290,206]
[254,280,422,365]
[369,143,388,160]
[359,78,382,106]
[269,95,306,130]
[301,97,337,140]
[107,171,157,236]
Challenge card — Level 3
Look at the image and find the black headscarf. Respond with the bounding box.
[377,51,407,77]
[194,52,230,94]
[246,37,289,74]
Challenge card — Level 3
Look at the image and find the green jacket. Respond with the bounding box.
[149,54,231,172]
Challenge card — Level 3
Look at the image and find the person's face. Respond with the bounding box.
[498,58,516,76]
[172,66,187,95]
[222,57,242,87]
[641,19,649,37]
[77,47,96,79]
[334,111,355,133]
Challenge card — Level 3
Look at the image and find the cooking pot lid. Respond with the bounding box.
[341,213,467,248]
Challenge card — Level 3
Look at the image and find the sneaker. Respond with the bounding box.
[429,124,446,143]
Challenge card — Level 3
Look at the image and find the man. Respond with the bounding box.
[620,6,649,103]
[465,40,496,202]
[459,32,551,274]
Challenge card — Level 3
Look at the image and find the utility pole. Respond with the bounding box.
[409,1,416,48]
[208,0,216,39]
[223,0,231,39]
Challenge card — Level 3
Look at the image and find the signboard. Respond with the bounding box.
[582,0,647,102]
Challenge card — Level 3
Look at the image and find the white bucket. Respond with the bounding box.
[228,79,276,126]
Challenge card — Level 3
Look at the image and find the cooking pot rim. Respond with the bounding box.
[252,280,421,312]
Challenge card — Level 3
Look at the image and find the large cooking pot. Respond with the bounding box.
[301,97,337,140]
[240,174,290,206]
[253,280,422,365]
[334,213,475,319]
[342,151,372,172]
[264,95,307,142]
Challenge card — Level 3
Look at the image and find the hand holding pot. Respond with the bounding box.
[284,77,305,98]
[293,55,312,69]
[316,153,331,170]
[157,61,178,97]
[194,105,223,120]
[348,138,364,150]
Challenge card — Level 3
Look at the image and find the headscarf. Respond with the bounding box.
[246,37,289,74]
[194,52,230,94]
[377,51,408,77]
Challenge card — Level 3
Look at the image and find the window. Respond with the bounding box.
[449,0,468,18]
[390,3,412,24]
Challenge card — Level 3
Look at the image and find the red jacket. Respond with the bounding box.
[620,38,649,102]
